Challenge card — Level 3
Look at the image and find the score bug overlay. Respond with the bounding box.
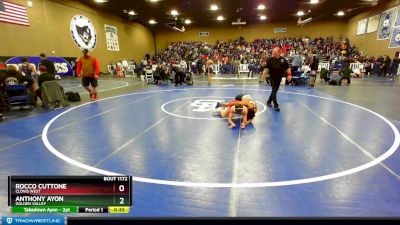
[8,176,132,214]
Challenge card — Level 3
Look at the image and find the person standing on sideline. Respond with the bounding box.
[339,64,353,86]
[265,47,291,112]
[309,54,319,88]
[206,58,214,86]
[39,53,56,75]
[77,49,100,101]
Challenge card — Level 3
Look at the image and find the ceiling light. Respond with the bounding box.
[258,4,266,10]
[217,16,224,21]
[260,15,267,20]
[297,11,304,16]
[149,19,157,24]
[185,19,191,24]
[211,4,219,11]
[149,0,159,2]
[94,0,108,3]
[310,0,319,4]
[337,11,345,16]
[128,10,135,15]
[171,10,178,16]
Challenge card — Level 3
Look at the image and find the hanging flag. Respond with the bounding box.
[0,0,5,11]
[0,0,29,26]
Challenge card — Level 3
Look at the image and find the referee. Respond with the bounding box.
[265,47,291,112]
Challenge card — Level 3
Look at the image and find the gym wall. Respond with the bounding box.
[346,0,399,58]
[155,0,400,58]
[0,0,155,72]
[155,21,347,51]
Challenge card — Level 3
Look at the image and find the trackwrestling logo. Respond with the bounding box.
[2,217,64,225]
[70,15,97,51]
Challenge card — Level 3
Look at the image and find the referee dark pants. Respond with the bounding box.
[268,76,282,107]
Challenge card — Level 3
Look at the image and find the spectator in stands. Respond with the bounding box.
[77,49,100,101]
[309,55,319,88]
[206,58,214,86]
[301,62,311,75]
[148,36,371,82]
[364,59,372,76]
[173,66,186,86]
[390,52,400,76]
[380,55,391,77]
[339,64,353,86]
[39,53,56,75]
[291,53,303,73]
[320,68,330,84]
[153,65,163,85]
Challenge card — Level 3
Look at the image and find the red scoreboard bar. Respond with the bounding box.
[8,176,132,214]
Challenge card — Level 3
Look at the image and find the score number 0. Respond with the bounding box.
[119,184,125,205]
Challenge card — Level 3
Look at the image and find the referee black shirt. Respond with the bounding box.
[40,59,56,75]
[266,56,289,80]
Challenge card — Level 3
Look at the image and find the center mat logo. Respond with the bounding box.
[190,100,221,112]
[70,15,97,51]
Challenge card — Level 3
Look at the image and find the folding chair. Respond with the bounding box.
[4,84,31,109]
[41,80,69,108]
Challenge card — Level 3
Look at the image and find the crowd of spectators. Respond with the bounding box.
[138,36,400,78]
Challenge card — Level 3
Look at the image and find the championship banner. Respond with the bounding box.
[377,7,397,40]
[104,24,120,51]
[389,27,400,48]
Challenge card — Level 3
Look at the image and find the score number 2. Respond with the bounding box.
[117,185,127,205]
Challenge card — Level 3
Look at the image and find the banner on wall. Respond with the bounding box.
[377,7,397,40]
[395,6,400,27]
[70,15,97,51]
[356,19,368,35]
[367,14,380,33]
[389,27,400,48]
[199,32,209,37]
[104,24,120,51]
[4,56,76,76]
[274,28,287,33]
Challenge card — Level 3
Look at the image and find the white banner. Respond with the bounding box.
[356,19,368,35]
[367,14,380,33]
[274,28,287,33]
[104,24,120,51]
[199,32,209,37]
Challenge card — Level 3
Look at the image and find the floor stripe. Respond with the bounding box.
[0,93,161,154]
[82,103,188,175]
[41,88,400,187]
[297,100,400,181]
[229,80,247,216]
[78,81,129,95]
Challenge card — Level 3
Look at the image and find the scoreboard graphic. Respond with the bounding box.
[8,176,131,214]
